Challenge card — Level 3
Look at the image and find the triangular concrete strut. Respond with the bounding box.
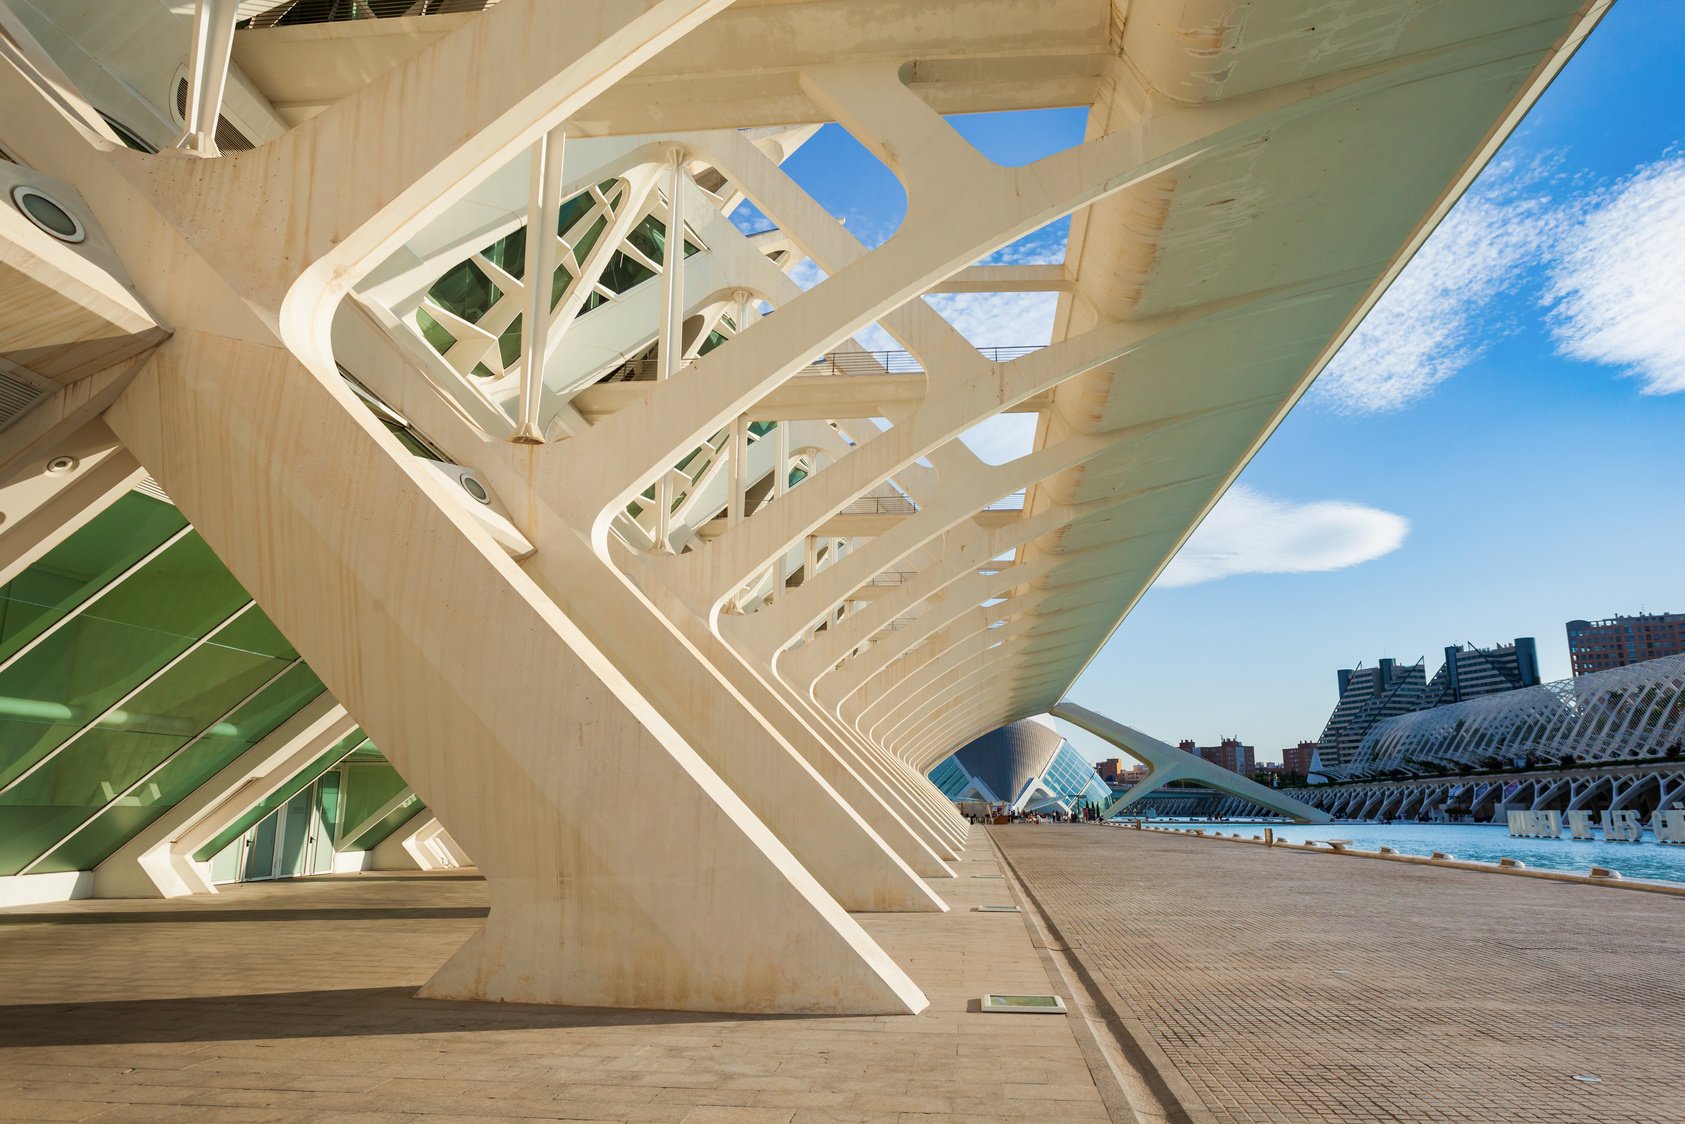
[1051,702,1332,824]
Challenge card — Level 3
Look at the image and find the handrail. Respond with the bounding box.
[598,345,1045,383]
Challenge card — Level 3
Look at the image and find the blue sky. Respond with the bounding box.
[763,2,1685,762]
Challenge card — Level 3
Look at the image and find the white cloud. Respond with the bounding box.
[1314,152,1685,412]
[1543,155,1685,395]
[924,291,1059,352]
[981,221,1069,265]
[1158,485,1408,588]
[1313,179,1553,414]
[957,412,1039,465]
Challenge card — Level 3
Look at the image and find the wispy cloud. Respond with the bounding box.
[957,413,1039,465]
[1158,486,1408,588]
[1544,154,1685,395]
[1313,169,1554,413]
[980,219,1070,266]
[1314,152,1685,412]
[924,291,1059,351]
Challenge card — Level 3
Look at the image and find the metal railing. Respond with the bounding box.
[802,346,1043,376]
[597,345,1045,383]
[984,489,1027,512]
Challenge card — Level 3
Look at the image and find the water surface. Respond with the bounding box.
[1145,820,1685,886]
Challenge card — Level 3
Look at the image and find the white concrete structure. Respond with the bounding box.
[0,0,1607,1012]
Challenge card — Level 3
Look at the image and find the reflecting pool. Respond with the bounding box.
[1145,820,1685,886]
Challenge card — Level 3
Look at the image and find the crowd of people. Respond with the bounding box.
[963,803,1107,825]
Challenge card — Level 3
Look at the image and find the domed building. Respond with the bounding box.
[929,717,1113,815]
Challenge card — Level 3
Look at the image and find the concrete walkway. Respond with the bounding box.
[992,824,1685,1124]
[0,830,1116,1123]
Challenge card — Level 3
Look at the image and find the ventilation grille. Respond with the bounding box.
[240,0,495,27]
[0,372,47,432]
[174,80,256,152]
[134,475,172,503]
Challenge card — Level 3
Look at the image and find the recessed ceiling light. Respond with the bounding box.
[12,185,84,243]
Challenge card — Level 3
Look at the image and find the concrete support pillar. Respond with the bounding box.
[513,126,566,444]
[653,146,687,551]
[107,331,927,1014]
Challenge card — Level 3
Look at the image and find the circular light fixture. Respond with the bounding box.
[11,185,85,243]
[458,473,490,504]
[46,455,78,475]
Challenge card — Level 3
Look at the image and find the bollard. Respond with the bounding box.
[1378,846,1397,855]
[1498,857,1525,869]
[1264,828,1274,847]
[1430,851,1454,861]
[1589,866,1623,879]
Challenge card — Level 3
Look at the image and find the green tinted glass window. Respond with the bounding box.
[571,214,608,265]
[193,731,365,862]
[0,533,250,789]
[340,759,409,834]
[427,260,500,323]
[0,641,285,876]
[0,493,185,662]
[344,796,424,851]
[415,308,456,353]
[498,315,523,369]
[481,228,525,279]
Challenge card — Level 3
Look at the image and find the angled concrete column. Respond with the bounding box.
[91,694,356,898]
[1052,702,1332,824]
[464,464,945,911]
[106,331,926,1015]
[364,813,468,872]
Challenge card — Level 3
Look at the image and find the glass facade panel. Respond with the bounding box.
[34,662,325,874]
[345,796,424,852]
[427,260,500,323]
[339,759,409,837]
[309,772,341,874]
[193,732,366,862]
[276,786,314,877]
[930,757,971,800]
[208,835,242,883]
[245,813,277,880]
[0,489,339,879]
[0,492,185,662]
[0,532,250,790]
[0,640,282,875]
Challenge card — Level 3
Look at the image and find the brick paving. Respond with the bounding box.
[991,824,1685,1124]
[0,831,1113,1123]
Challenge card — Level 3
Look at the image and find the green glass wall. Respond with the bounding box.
[0,493,329,877]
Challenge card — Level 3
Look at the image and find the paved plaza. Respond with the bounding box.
[0,832,1119,1123]
[993,825,1685,1124]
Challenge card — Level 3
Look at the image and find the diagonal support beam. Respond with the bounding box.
[1052,702,1331,824]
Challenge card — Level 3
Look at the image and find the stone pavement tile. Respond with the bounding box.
[994,824,1685,1124]
[0,1099,114,1122]
[0,828,1112,1123]
[678,1107,795,1123]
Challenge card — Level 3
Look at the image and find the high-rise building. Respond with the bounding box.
[1316,641,1542,774]
[1281,741,1317,779]
[1425,638,1541,703]
[1315,659,1433,773]
[1567,613,1685,676]
[1176,738,1256,775]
